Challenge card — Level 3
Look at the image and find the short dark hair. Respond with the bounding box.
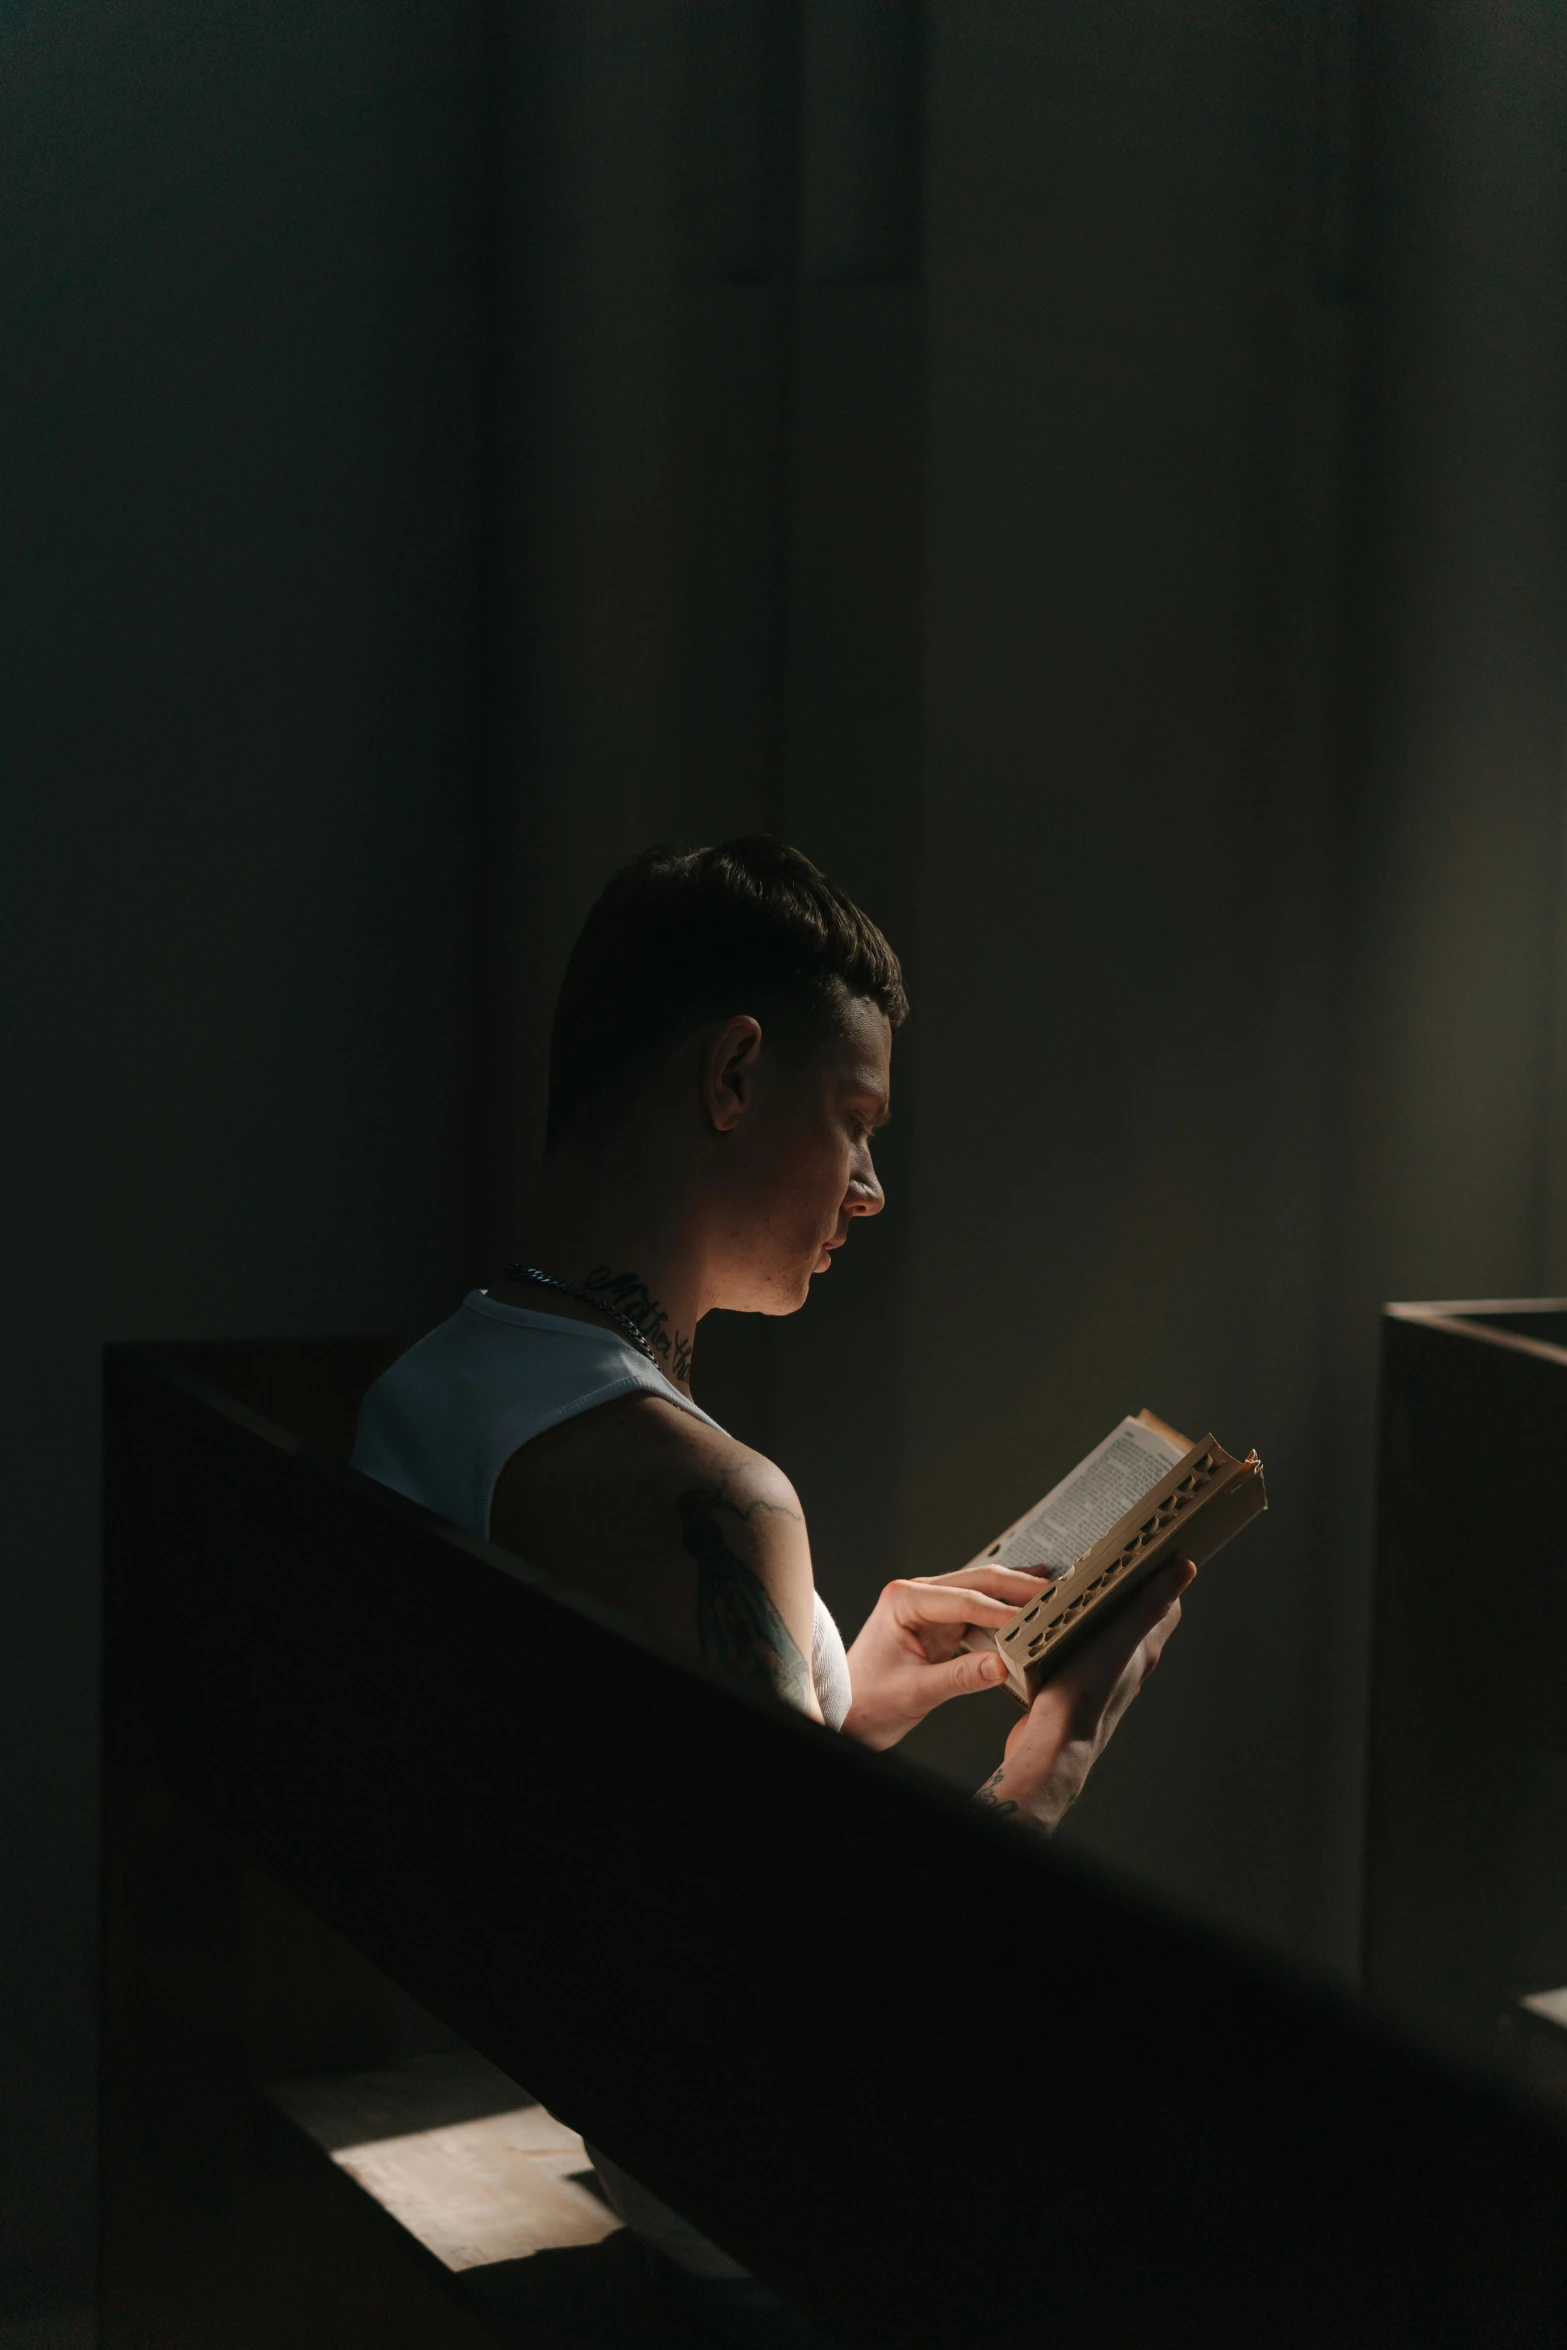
[545,837,908,1149]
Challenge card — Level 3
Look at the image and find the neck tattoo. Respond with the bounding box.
[503,1263,694,1385]
[583,1264,694,1383]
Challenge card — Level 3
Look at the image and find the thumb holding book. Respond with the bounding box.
[840,1563,1056,1751]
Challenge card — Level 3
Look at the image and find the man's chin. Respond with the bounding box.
[743,1275,816,1316]
[787,1261,825,1307]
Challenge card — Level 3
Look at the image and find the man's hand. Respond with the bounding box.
[974,1557,1196,1832]
[842,1565,1051,1750]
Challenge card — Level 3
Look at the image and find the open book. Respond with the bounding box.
[961,1410,1266,1706]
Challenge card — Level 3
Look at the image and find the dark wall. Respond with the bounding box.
[479,0,924,1549]
[896,0,1354,1952]
[1,0,484,2319]
[898,0,1567,1973]
[1323,0,1567,1707]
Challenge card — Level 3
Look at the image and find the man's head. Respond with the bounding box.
[546,839,908,1313]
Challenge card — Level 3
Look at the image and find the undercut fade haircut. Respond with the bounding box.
[545,838,908,1151]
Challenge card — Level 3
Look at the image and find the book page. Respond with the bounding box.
[982,1415,1187,1576]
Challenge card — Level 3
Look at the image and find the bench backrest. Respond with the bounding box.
[104,1339,1567,2349]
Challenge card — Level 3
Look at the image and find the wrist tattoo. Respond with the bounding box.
[975,1767,1020,1819]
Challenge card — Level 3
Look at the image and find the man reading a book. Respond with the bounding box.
[353,838,1192,2346]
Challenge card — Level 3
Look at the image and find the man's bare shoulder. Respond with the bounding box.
[489,1394,815,1709]
[500,1388,798,1520]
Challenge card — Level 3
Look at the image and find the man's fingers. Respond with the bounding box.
[932,1648,1010,1704]
[1115,1557,1195,1651]
[1138,1570,1194,1669]
[894,1582,1021,1626]
[1053,1558,1196,1697]
[918,1565,1050,1600]
[951,1565,1051,1600]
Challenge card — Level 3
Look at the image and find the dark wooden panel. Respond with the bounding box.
[105,1340,1567,2348]
[1366,1304,1567,2064]
[1470,1309,1567,1349]
[153,1336,404,1461]
[99,1338,506,2349]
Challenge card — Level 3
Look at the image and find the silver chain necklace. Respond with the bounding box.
[499,1263,662,1369]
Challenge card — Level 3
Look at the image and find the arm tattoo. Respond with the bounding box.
[584,1265,694,1384]
[677,1480,810,1709]
[974,1767,1020,1820]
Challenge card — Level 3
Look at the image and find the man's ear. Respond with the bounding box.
[704,1015,764,1133]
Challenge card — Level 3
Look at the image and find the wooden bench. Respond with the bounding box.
[102,1337,1567,2347]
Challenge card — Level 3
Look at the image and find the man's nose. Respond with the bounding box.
[847,1164,885,1217]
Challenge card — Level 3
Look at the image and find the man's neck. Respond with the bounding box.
[505,1155,705,1394]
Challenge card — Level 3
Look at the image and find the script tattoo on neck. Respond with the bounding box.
[583,1264,694,1383]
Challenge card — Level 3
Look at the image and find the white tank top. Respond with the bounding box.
[351,1290,851,1727]
[350,1288,851,2280]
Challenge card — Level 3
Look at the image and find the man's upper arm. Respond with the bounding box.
[488,1400,821,1719]
[670,1446,819,1717]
